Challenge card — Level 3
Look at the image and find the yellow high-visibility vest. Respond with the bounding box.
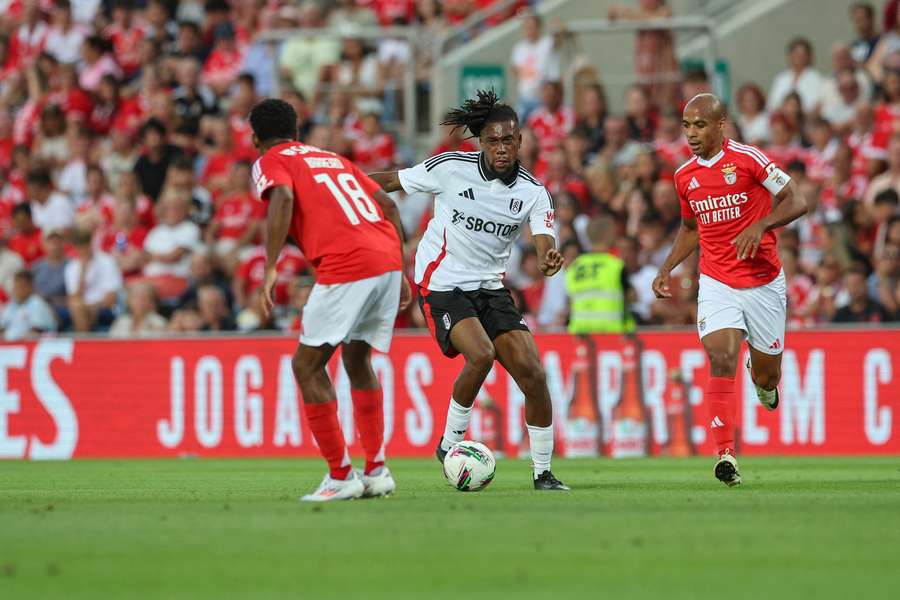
[565,252,633,334]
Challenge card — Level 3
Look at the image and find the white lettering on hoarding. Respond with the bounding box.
[194,356,223,448]
[543,351,572,425]
[0,346,27,458]
[598,351,622,443]
[780,350,825,445]
[234,355,263,448]
[864,349,892,445]
[741,351,769,445]
[273,355,301,447]
[470,366,496,441]
[159,357,185,448]
[372,354,394,444]
[506,372,525,446]
[404,353,433,446]
[642,350,668,445]
[680,350,707,445]
[30,339,77,460]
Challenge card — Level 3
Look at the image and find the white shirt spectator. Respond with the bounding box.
[511,36,560,104]
[143,220,202,278]
[64,252,123,305]
[72,0,102,25]
[738,112,771,145]
[0,247,25,297]
[0,294,57,340]
[628,264,658,322]
[58,159,88,205]
[45,25,86,64]
[31,192,75,231]
[767,67,824,113]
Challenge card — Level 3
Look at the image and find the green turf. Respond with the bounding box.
[1,457,898,599]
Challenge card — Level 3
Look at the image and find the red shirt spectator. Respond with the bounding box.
[8,228,44,265]
[7,11,48,70]
[351,124,397,173]
[105,9,146,77]
[527,82,575,157]
[236,245,307,306]
[210,191,265,244]
[370,0,415,25]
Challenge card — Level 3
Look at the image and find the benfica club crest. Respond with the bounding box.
[721,163,737,185]
[509,198,523,215]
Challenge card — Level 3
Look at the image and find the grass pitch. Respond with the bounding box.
[1,457,898,599]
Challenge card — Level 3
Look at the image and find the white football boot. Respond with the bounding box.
[360,466,396,498]
[300,470,365,502]
[746,358,779,411]
[714,450,742,487]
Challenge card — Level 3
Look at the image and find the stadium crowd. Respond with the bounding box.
[0,0,898,340]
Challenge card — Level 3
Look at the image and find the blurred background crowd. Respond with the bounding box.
[0,0,898,340]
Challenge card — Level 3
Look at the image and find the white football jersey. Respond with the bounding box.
[399,151,556,292]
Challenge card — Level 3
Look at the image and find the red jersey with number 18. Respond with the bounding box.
[252,142,402,285]
[675,138,791,289]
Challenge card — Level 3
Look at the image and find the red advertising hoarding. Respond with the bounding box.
[0,329,898,459]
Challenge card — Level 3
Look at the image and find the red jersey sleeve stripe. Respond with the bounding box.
[731,146,771,169]
[417,229,448,290]
[730,140,772,166]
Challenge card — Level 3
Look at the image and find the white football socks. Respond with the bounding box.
[527,423,554,479]
[440,398,472,452]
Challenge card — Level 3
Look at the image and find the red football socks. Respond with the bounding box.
[706,376,736,456]
[352,388,385,475]
[304,400,351,480]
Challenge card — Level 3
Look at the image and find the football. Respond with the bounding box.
[442,441,496,491]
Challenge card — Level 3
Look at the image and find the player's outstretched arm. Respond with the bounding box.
[732,179,810,260]
[535,234,563,277]
[652,217,699,299]
[261,184,294,318]
[368,171,403,193]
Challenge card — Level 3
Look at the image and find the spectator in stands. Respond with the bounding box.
[735,83,770,145]
[46,0,86,66]
[864,135,900,204]
[653,110,691,171]
[27,167,75,232]
[0,232,25,302]
[616,234,657,324]
[141,189,202,299]
[168,307,203,333]
[870,242,900,315]
[624,85,656,142]
[76,165,115,230]
[511,12,561,120]
[65,227,122,332]
[176,250,233,311]
[351,105,398,172]
[31,228,69,311]
[109,280,167,338]
[768,37,824,114]
[822,68,867,134]
[573,83,608,157]
[328,0,379,27]
[8,203,43,266]
[97,193,148,280]
[279,2,339,104]
[172,57,219,131]
[609,0,679,110]
[133,118,180,202]
[169,20,206,64]
[58,127,92,205]
[165,155,213,228]
[32,104,70,170]
[233,243,307,311]
[598,115,641,167]
[197,284,235,331]
[205,161,262,270]
[78,35,122,93]
[834,265,894,322]
[527,81,575,159]
[202,22,243,97]
[334,36,383,99]
[0,270,56,340]
[851,2,880,64]
[867,10,900,82]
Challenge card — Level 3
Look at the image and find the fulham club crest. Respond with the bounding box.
[509,198,523,215]
[721,163,737,185]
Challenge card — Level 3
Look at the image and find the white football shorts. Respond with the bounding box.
[696,270,787,355]
[300,270,402,353]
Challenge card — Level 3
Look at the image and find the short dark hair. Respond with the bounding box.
[874,188,900,206]
[12,202,32,219]
[852,2,874,19]
[13,269,33,283]
[26,167,53,187]
[249,98,298,144]
[787,37,813,56]
[140,117,167,139]
[72,227,93,246]
[441,89,518,139]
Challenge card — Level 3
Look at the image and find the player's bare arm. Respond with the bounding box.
[373,189,412,310]
[534,233,563,277]
[368,171,403,193]
[732,178,810,260]
[652,217,699,299]
[261,184,293,318]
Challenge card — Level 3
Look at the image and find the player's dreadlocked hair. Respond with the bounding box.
[441,89,519,138]
[249,98,298,144]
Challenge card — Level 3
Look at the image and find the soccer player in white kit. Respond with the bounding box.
[370,90,569,491]
[653,94,810,486]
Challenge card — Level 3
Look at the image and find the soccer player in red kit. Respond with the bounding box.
[249,99,410,501]
[653,94,810,486]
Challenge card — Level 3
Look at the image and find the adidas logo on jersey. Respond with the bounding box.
[710,416,725,428]
[458,188,475,200]
[688,177,700,191]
